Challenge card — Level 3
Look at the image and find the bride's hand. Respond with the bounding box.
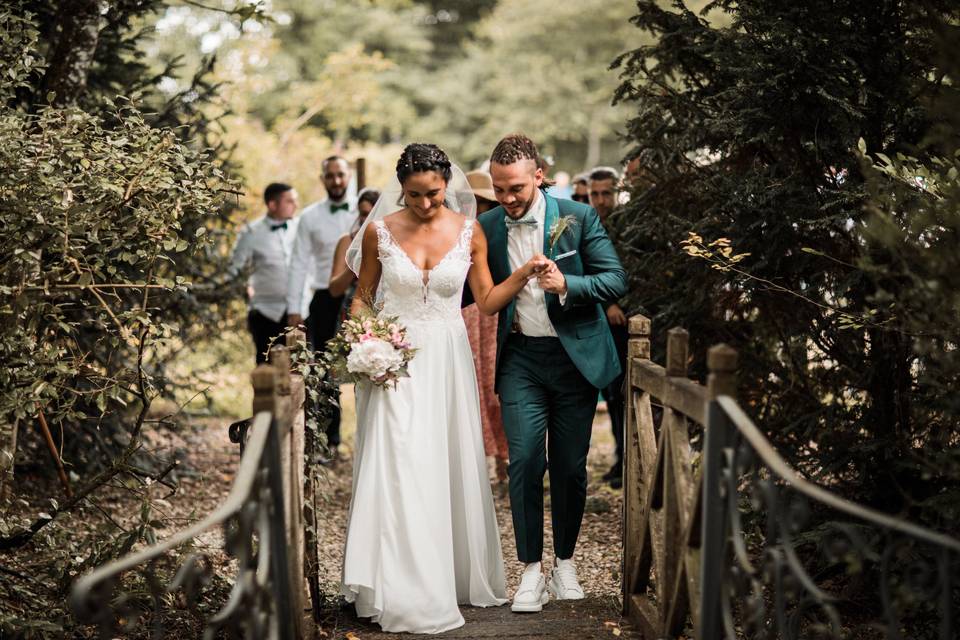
[521,254,553,280]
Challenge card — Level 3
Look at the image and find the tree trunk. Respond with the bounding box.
[865,326,910,509]
[41,0,104,106]
[584,106,605,170]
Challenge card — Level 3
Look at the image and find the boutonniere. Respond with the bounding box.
[548,215,579,258]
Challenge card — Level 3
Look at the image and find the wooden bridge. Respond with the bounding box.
[69,320,960,639]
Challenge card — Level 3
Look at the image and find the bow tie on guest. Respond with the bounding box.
[269,221,288,231]
[505,213,538,227]
[330,202,350,213]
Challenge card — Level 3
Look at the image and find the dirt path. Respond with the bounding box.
[0,387,640,639]
[314,386,640,639]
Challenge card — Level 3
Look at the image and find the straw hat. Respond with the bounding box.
[466,170,496,203]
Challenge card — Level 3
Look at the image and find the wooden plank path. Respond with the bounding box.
[327,597,642,639]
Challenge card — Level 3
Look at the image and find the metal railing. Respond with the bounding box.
[622,315,960,639]
[70,337,312,639]
[700,396,960,639]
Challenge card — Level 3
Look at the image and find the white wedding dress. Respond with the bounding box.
[340,218,508,634]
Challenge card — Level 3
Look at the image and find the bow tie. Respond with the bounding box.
[269,221,288,232]
[330,202,350,213]
[505,214,538,227]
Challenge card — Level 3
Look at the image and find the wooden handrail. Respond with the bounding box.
[622,314,713,639]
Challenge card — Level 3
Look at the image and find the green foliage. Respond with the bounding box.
[0,95,230,434]
[157,0,641,185]
[410,0,643,169]
[0,0,243,471]
[611,0,960,529]
[281,331,335,456]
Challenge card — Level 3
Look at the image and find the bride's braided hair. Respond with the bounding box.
[396,143,453,184]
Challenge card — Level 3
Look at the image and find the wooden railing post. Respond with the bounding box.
[665,327,689,377]
[286,329,322,624]
[268,340,307,638]
[706,344,737,400]
[699,344,738,640]
[251,362,296,639]
[628,315,652,361]
[623,315,651,616]
[660,327,694,636]
[251,362,278,415]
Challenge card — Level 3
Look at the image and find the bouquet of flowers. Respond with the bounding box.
[326,311,416,389]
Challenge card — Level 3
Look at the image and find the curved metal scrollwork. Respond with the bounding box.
[702,396,960,640]
[70,412,296,640]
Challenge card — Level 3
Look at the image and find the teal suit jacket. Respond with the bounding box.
[473,192,627,391]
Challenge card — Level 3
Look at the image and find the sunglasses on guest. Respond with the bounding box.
[571,193,589,203]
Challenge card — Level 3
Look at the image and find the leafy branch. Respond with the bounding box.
[679,232,896,332]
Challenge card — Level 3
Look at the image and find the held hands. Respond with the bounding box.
[287,313,305,328]
[521,254,552,280]
[519,254,566,294]
[537,259,567,295]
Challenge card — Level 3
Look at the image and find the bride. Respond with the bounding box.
[339,143,551,633]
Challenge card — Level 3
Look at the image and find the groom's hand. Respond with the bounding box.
[523,254,552,280]
[538,261,567,295]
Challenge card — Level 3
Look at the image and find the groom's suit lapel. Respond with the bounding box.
[489,212,511,281]
[542,193,560,312]
[487,211,515,371]
[542,192,558,257]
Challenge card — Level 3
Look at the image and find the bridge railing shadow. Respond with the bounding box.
[622,315,960,640]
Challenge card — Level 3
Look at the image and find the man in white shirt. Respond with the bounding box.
[228,183,302,364]
[286,156,357,454]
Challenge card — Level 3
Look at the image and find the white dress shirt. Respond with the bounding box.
[507,190,558,337]
[228,214,306,323]
[286,198,357,316]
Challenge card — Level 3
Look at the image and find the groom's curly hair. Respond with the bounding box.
[490,133,540,166]
[490,133,555,188]
[396,143,453,184]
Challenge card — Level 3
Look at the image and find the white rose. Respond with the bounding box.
[346,338,404,380]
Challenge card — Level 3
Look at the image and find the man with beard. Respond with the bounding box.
[472,134,626,612]
[588,166,628,489]
[288,156,357,459]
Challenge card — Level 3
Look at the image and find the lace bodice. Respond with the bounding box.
[375,219,474,323]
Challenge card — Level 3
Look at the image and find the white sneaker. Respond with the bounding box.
[511,571,549,613]
[548,559,585,600]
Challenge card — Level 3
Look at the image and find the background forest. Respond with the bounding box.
[150,0,647,211]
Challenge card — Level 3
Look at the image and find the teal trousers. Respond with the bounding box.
[498,334,597,562]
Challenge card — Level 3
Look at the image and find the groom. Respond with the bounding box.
[476,134,627,612]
